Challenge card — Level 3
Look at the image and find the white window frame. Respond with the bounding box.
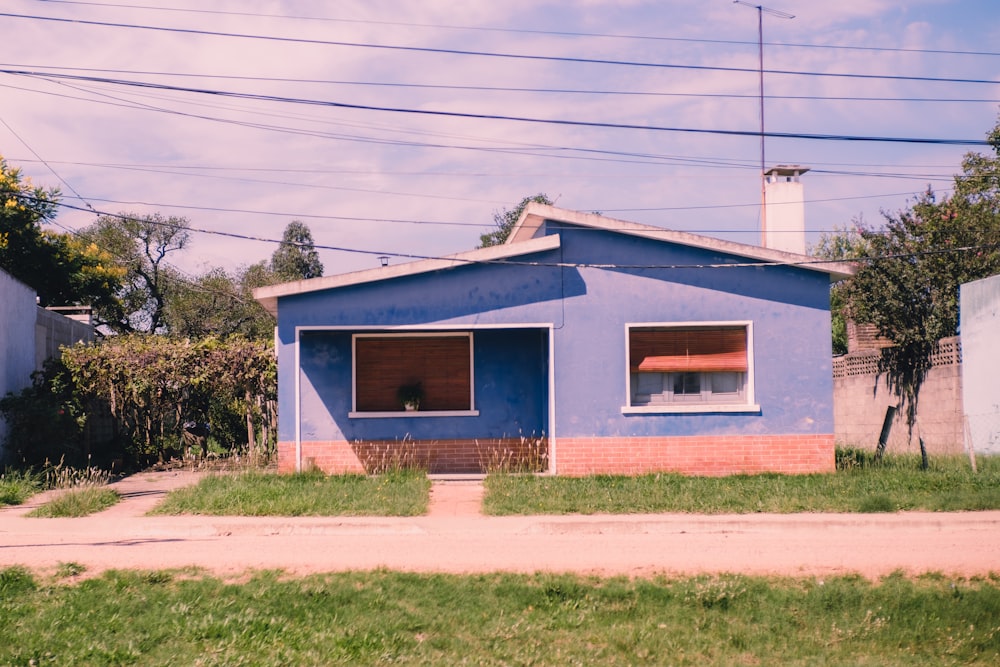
[349,331,479,418]
[622,321,760,414]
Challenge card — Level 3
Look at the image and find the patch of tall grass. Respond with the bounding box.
[0,567,997,665]
[149,468,431,516]
[0,468,42,506]
[27,487,120,518]
[484,453,1000,515]
[20,459,119,517]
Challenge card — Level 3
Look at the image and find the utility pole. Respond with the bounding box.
[733,1,794,246]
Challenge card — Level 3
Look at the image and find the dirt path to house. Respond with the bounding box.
[1,469,998,580]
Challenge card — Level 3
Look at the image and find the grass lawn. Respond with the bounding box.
[1,567,998,665]
[26,487,120,518]
[484,453,1000,515]
[0,468,41,506]
[149,468,430,516]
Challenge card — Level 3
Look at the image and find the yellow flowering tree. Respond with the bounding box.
[0,155,122,308]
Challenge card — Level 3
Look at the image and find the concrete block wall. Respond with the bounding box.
[833,338,964,454]
[34,307,95,371]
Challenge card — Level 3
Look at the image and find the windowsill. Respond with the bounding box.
[349,410,480,419]
[622,404,761,415]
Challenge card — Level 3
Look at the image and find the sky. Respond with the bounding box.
[2,0,999,281]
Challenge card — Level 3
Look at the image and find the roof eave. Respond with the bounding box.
[253,234,562,318]
[507,202,856,280]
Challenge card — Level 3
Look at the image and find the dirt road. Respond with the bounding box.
[1,470,997,579]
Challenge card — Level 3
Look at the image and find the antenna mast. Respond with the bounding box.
[733,1,794,246]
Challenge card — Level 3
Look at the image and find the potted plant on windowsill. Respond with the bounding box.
[396,382,423,411]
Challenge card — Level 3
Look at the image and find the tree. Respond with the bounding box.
[79,212,190,333]
[0,155,122,308]
[811,223,870,355]
[270,220,323,281]
[163,267,243,339]
[163,263,277,340]
[478,193,552,248]
[842,119,1000,434]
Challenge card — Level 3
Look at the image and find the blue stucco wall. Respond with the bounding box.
[548,225,834,438]
[297,328,548,442]
[275,224,835,444]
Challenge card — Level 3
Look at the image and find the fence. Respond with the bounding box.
[833,337,965,455]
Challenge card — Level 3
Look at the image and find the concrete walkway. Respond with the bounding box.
[427,477,485,516]
[2,469,999,579]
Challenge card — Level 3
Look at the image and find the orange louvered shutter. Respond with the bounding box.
[356,336,471,411]
[630,327,747,373]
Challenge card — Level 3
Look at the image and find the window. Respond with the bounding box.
[625,323,756,412]
[352,333,476,415]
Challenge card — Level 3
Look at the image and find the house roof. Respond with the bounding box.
[253,233,561,317]
[508,203,855,281]
[254,204,855,317]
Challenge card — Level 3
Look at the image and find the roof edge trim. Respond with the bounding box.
[507,202,855,281]
[253,233,561,317]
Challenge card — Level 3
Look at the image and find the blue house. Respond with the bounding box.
[254,204,854,476]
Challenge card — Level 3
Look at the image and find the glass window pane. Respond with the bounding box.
[673,372,700,395]
[636,373,664,395]
[710,372,740,394]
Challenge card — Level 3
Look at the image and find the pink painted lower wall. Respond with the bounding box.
[278,433,834,476]
[555,434,835,476]
[277,437,546,475]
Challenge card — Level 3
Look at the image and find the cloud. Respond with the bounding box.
[1,0,994,280]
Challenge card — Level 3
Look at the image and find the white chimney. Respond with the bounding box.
[763,165,808,254]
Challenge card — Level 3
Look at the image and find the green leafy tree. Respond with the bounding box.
[811,223,870,355]
[79,213,190,333]
[843,120,1000,433]
[478,193,552,248]
[0,156,122,308]
[270,220,323,281]
[164,263,277,340]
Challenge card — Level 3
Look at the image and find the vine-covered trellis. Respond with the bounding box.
[61,335,276,464]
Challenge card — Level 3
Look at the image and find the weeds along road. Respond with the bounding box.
[2,470,998,579]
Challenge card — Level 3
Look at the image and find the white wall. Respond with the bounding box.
[35,307,94,370]
[0,269,38,452]
[961,274,1000,454]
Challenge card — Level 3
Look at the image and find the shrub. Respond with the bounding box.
[0,360,86,467]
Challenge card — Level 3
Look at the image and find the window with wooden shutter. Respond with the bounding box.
[630,327,747,373]
[626,324,754,410]
[353,333,473,413]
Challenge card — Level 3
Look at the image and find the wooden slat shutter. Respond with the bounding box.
[630,327,747,373]
[356,336,471,411]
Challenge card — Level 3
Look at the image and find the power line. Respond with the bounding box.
[8,76,781,172]
[0,116,252,309]
[8,63,1000,105]
[27,0,1000,58]
[4,69,989,146]
[42,186,951,230]
[36,195,1000,272]
[6,156,962,178]
[3,13,1000,86]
